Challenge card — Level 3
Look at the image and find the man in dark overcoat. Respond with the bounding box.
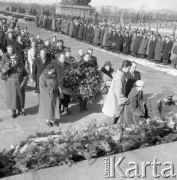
[32,49,51,103]
[1,54,28,118]
[133,32,142,57]
[162,36,173,65]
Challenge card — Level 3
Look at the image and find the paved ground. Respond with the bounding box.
[0,21,177,150]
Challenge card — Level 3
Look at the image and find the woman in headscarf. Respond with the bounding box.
[123,80,146,130]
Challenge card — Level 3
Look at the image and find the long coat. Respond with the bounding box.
[154,40,164,61]
[146,38,151,56]
[78,23,84,40]
[69,22,74,37]
[170,41,177,64]
[1,62,28,110]
[123,36,131,54]
[99,29,105,45]
[105,31,113,47]
[102,70,127,118]
[93,27,101,45]
[32,57,51,93]
[102,30,108,46]
[117,35,123,51]
[130,35,136,52]
[123,87,145,129]
[138,38,148,55]
[162,41,173,60]
[148,40,156,59]
[133,36,142,54]
[39,72,59,120]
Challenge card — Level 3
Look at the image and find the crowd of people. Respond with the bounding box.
[0,17,102,127]
[0,15,176,130]
[36,14,177,68]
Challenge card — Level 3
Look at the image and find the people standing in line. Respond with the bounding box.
[102,60,132,124]
[1,54,28,118]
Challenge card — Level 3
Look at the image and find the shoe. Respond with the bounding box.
[18,110,26,116]
[50,119,58,127]
[12,110,16,118]
[46,120,53,127]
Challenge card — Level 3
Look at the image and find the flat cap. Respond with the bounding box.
[163,90,175,98]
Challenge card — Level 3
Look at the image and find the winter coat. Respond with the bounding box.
[170,41,177,64]
[78,23,84,40]
[162,41,173,60]
[102,69,127,118]
[39,72,59,120]
[123,36,131,54]
[154,40,164,61]
[133,36,142,54]
[116,35,123,51]
[130,35,136,52]
[99,29,105,45]
[123,87,145,128]
[93,27,101,45]
[1,62,28,110]
[148,40,156,59]
[138,38,148,55]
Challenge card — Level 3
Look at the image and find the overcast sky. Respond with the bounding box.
[9,0,177,10]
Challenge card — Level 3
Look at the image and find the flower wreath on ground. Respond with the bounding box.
[0,106,177,178]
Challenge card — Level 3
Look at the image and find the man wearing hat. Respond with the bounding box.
[146,90,175,121]
[1,54,28,118]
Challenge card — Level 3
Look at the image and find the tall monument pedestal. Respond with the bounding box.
[56,3,94,18]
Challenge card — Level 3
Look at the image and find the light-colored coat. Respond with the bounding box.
[102,70,127,117]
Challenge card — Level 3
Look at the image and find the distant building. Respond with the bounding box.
[56,1,95,18]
